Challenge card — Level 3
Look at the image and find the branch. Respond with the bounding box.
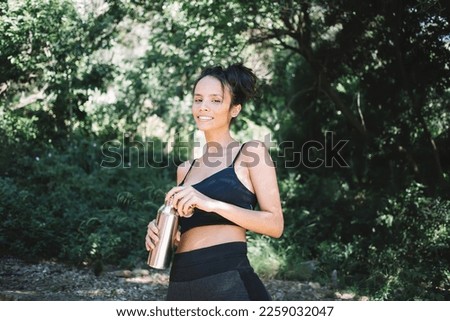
[0,82,8,95]
[280,1,296,34]
[273,32,303,54]
[249,28,302,54]
[390,5,446,187]
[299,2,312,48]
[249,3,368,137]
[10,84,48,110]
[356,92,367,132]
[319,79,368,137]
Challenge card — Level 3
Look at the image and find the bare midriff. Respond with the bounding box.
[176,225,246,253]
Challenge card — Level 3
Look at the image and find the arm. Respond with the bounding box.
[145,160,191,251]
[172,160,192,246]
[209,140,284,238]
[166,141,284,238]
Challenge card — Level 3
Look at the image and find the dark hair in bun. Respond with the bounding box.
[193,63,258,108]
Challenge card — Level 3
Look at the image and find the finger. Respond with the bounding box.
[148,221,159,235]
[171,194,182,210]
[177,195,190,215]
[145,234,159,249]
[145,235,155,251]
[145,237,152,251]
[179,193,196,216]
[171,188,191,209]
[182,198,196,216]
[149,231,159,244]
[165,186,185,203]
[164,187,177,203]
[146,224,160,243]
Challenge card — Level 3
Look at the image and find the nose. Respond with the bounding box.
[199,100,209,111]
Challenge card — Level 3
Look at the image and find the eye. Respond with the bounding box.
[194,98,202,103]
[212,99,222,103]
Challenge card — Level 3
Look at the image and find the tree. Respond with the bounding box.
[0,0,126,145]
[134,0,449,191]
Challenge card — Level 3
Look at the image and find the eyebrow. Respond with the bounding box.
[194,93,223,98]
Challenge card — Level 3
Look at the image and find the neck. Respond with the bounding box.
[202,130,239,154]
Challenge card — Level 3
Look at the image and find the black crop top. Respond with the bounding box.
[178,143,257,234]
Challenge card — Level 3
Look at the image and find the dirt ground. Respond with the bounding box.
[0,256,363,301]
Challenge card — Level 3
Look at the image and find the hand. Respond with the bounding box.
[165,185,213,217]
[145,219,159,251]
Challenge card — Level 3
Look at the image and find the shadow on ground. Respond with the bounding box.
[0,257,364,301]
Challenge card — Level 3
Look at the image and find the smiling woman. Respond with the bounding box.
[192,75,236,133]
[145,63,284,301]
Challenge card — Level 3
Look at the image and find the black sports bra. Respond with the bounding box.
[178,142,257,234]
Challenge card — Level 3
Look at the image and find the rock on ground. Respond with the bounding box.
[0,257,357,301]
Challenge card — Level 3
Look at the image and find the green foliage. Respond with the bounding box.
[1,0,449,300]
[0,136,175,269]
[367,183,449,300]
[275,175,449,299]
[247,233,286,279]
[0,0,126,144]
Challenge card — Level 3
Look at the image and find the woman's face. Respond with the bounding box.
[192,76,240,132]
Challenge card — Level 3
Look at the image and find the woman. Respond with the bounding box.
[145,63,283,300]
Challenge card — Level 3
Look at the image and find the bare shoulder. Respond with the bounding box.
[178,159,192,170]
[243,140,270,162]
[243,140,269,152]
[237,140,273,172]
[176,160,194,184]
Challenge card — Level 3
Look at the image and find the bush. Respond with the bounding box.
[366,183,449,300]
[275,170,449,300]
[0,137,176,271]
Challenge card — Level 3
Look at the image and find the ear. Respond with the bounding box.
[231,104,242,117]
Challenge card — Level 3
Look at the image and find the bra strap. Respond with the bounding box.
[231,142,247,167]
[179,159,196,185]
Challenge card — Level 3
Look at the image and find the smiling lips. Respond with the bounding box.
[197,116,213,121]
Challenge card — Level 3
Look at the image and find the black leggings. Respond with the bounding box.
[166,242,271,301]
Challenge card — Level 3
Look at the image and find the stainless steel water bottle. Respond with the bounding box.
[147,204,179,269]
